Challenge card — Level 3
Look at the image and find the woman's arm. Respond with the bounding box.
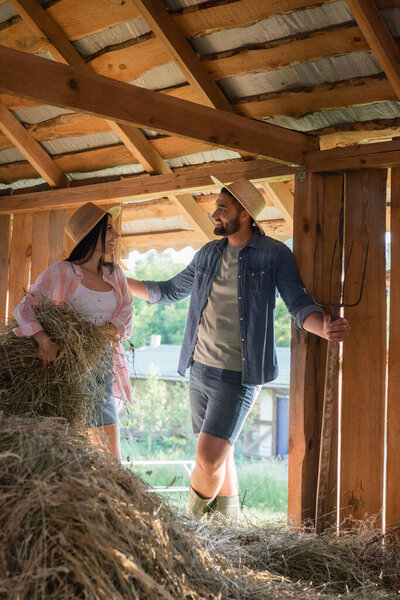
[108,266,134,338]
[33,330,60,365]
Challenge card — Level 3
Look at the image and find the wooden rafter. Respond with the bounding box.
[0,99,68,187]
[346,0,400,100]
[0,47,318,164]
[9,0,215,241]
[261,182,294,226]
[0,159,296,214]
[306,138,400,171]
[132,0,233,112]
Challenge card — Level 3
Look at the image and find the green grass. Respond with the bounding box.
[121,437,288,521]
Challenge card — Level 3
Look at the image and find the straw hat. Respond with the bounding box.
[65,202,121,246]
[210,176,265,231]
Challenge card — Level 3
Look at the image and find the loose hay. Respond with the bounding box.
[0,415,399,600]
[0,299,118,428]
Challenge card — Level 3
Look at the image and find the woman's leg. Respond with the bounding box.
[87,423,121,461]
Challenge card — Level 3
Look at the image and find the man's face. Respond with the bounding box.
[212,193,242,236]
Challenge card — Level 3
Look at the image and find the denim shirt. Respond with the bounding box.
[145,230,323,385]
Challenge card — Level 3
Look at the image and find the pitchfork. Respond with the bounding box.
[312,239,369,533]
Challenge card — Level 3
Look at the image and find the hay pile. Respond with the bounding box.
[0,299,117,428]
[0,414,399,600]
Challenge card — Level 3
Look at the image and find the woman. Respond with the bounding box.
[13,202,133,460]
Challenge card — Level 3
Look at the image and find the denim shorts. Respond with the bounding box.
[86,370,119,428]
[189,360,260,445]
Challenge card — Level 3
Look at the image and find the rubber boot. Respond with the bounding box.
[187,486,215,520]
[210,494,240,523]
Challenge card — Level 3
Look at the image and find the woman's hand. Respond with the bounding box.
[33,330,60,366]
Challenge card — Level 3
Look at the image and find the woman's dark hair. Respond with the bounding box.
[221,187,255,226]
[66,214,115,273]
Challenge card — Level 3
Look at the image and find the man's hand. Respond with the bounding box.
[323,315,350,342]
[303,312,350,342]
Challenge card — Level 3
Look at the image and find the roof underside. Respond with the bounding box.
[0,0,398,252]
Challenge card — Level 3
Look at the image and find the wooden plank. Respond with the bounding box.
[306,138,400,172]
[340,169,386,525]
[31,210,50,282]
[8,212,32,318]
[203,26,368,79]
[386,168,400,529]
[132,0,233,111]
[48,209,68,265]
[0,159,295,213]
[288,172,326,526]
[288,172,343,527]
[261,182,294,226]
[0,99,68,187]
[0,47,318,165]
[319,124,400,150]
[236,76,394,120]
[0,215,11,323]
[346,0,400,100]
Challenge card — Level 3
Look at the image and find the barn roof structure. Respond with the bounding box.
[1,0,400,534]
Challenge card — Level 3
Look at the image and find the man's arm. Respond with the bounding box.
[303,312,350,342]
[126,278,149,301]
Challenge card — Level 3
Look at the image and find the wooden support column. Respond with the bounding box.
[386,168,400,529]
[48,209,68,265]
[8,213,32,318]
[0,215,11,323]
[340,170,386,525]
[31,211,50,283]
[289,171,343,527]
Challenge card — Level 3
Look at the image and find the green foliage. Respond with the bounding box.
[130,252,190,347]
[274,297,291,347]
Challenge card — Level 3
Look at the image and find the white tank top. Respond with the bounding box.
[70,283,117,326]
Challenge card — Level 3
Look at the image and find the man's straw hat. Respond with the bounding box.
[65,202,121,246]
[210,176,265,232]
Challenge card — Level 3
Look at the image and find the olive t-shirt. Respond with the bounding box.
[193,243,243,371]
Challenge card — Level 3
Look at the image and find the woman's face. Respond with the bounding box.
[97,215,119,254]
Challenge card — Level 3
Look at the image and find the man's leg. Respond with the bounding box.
[218,446,238,496]
[190,432,233,498]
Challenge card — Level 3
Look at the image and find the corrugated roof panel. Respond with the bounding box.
[0,177,46,190]
[41,132,121,155]
[13,106,75,125]
[0,2,17,24]
[73,17,152,58]
[123,215,192,235]
[221,51,382,99]
[68,163,146,181]
[166,149,240,168]
[0,148,25,165]
[192,1,353,56]
[382,7,400,37]
[267,101,400,132]
[130,62,187,90]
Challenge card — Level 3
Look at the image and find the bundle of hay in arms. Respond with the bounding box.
[0,298,118,429]
[0,415,398,600]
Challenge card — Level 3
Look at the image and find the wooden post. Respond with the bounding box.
[340,170,386,525]
[289,172,343,527]
[0,215,11,323]
[31,211,50,283]
[387,168,400,529]
[48,209,68,265]
[8,213,32,317]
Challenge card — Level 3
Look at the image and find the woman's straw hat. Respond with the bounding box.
[65,202,121,246]
[210,176,265,231]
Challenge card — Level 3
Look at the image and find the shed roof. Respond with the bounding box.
[0,0,398,252]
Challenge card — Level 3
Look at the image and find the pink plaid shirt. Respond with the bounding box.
[13,261,133,404]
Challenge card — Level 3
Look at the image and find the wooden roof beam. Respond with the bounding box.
[261,182,294,226]
[132,0,233,112]
[306,137,400,171]
[0,99,68,187]
[346,0,400,100]
[0,46,318,164]
[0,159,295,214]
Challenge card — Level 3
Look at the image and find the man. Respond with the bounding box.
[127,176,349,520]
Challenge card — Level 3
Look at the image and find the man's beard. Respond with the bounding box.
[214,214,241,236]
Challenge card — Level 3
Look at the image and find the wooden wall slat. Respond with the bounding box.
[387,168,400,529]
[31,211,50,283]
[0,214,11,323]
[48,209,68,265]
[8,213,32,318]
[340,169,387,525]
